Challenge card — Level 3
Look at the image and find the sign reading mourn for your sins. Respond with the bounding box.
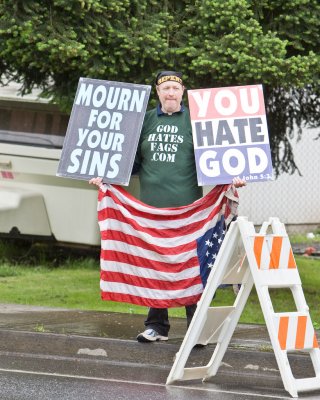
[188,84,273,185]
[57,77,151,185]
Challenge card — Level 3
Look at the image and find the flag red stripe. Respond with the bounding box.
[101,291,202,308]
[99,202,226,239]
[100,271,202,290]
[101,229,195,255]
[99,184,230,222]
[100,250,199,272]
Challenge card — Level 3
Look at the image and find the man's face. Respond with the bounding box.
[156,81,184,114]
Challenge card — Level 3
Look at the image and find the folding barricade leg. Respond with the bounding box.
[237,217,320,398]
[166,218,251,384]
[167,216,320,398]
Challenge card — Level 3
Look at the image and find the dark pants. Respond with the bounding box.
[144,304,197,336]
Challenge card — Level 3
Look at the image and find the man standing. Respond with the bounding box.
[133,71,245,343]
[133,71,204,342]
[90,70,246,343]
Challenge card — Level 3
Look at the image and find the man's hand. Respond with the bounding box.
[232,177,247,188]
[89,177,104,188]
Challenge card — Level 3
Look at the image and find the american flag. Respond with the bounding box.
[98,184,238,308]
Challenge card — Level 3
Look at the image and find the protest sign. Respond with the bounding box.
[188,84,273,185]
[57,77,151,185]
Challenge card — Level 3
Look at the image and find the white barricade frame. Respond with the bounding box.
[166,217,320,398]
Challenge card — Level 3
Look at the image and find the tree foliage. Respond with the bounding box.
[0,0,319,175]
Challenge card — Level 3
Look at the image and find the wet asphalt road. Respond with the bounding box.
[0,305,320,399]
[1,334,320,400]
[2,362,320,400]
[0,367,297,400]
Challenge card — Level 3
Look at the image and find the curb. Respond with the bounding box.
[0,327,314,391]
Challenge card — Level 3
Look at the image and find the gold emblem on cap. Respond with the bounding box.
[157,75,183,85]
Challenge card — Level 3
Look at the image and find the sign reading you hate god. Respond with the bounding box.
[57,77,151,185]
[188,84,273,185]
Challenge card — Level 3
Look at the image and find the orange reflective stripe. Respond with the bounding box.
[295,316,307,349]
[254,236,264,269]
[278,316,289,350]
[288,248,296,269]
[313,333,319,348]
[269,236,282,269]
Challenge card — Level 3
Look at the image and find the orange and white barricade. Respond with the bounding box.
[166,217,320,398]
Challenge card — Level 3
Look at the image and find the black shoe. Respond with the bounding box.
[193,343,206,349]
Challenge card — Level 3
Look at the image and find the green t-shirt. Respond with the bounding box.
[135,106,203,207]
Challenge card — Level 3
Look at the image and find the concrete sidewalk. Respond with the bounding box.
[0,303,273,347]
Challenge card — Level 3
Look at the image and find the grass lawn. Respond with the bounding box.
[0,241,319,328]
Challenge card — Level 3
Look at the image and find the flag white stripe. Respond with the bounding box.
[99,184,220,216]
[101,201,219,230]
[99,212,223,248]
[101,260,200,281]
[101,239,196,263]
[99,189,227,230]
[112,184,238,216]
[100,281,203,300]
